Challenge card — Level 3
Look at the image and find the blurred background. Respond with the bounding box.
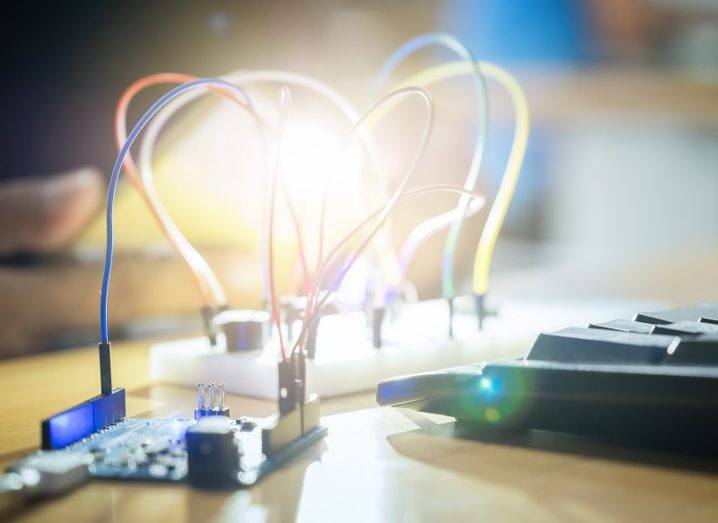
[1,0,717,357]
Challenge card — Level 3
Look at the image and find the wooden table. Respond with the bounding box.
[2,339,718,522]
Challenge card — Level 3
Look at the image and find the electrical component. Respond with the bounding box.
[369,305,386,348]
[98,341,112,394]
[299,183,484,355]
[473,293,496,329]
[262,395,322,455]
[114,74,273,348]
[214,309,270,352]
[280,295,308,343]
[392,194,485,306]
[305,317,321,359]
[276,353,304,415]
[395,60,530,318]
[114,73,266,315]
[262,351,323,455]
[41,388,126,450]
[267,87,292,361]
[201,305,219,347]
[101,78,255,346]
[12,415,326,490]
[194,383,230,419]
[371,32,489,303]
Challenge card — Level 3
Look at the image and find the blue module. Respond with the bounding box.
[41,388,126,450]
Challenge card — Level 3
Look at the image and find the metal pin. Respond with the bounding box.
[197,383,205,410]
[218,383,225,410]
[209,383,216,410]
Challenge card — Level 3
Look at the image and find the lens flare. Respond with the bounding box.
[459,366,529,426]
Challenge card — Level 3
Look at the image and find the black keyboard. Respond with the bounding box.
[376,304,718,450]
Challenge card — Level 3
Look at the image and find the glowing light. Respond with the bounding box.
[459,368,527,425]
[281,121,361,198]
[333,257,371,305]
[477,374,502,400]
[479,376,493,392]
[20,469,41,487]
[279,120,366,271]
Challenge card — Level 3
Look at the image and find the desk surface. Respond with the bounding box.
[2,342,718,522]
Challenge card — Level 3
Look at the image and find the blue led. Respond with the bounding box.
[476,374,503,401]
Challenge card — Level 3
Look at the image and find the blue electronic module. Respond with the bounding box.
[41,388,126,450]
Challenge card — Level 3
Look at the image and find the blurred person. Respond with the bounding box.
[0,169,103,258]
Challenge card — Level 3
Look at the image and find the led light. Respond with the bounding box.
[479,376,493,392]
[281,121,363,219]
[282,122,339,193]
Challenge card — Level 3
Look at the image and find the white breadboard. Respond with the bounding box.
[149,297,660,399]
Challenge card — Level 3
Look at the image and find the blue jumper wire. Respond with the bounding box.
[100,78,253,344]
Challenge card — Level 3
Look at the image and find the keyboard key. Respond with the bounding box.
[653,321,718,336]
[527,327,677,364]
[634,304,718,325]
[589,319,654,334]
[664,334,718,365]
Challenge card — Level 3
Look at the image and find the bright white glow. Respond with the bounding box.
[479,376,493,392]
[278,120,366,268]
[280,121,361,198]
[333,257,371,306]
[20,468,41,487]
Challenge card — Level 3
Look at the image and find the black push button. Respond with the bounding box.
[664,334,718,365]
[527,327,677,364]
[635,304,718,325]
[589,319,654,334]
[653,321,718,337]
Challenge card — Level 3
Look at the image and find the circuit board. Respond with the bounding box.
[46,417,326,487]
[82,418,191,481]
